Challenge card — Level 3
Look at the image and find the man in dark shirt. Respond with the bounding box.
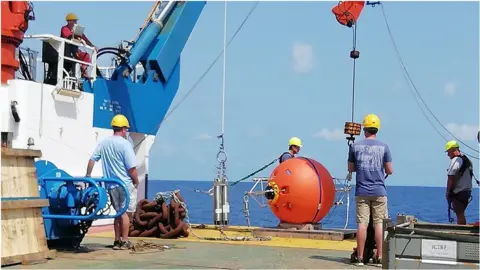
[348,114,393,266]
[279,137,302,164]
[60,13,96,78]
[445,140,474,225]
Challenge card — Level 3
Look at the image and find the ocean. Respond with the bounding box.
[146,180,480,229]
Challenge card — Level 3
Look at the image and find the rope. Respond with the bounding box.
[221,1,227,136]
[213,1,229,184]
[229,158,278,187]
[131,1,260,151]
[379,3,479,157]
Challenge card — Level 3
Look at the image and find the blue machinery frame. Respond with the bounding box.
[83,1,206,135]
[35,160,130,244]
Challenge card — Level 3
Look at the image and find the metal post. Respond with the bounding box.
[221,178,229,225]
[213,177,223,225]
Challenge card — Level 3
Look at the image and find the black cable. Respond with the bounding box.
[18,50,33,81]
[132,1,260,150]
[95,49,125,78]
[379,4,479,156]
[350,25,358,123]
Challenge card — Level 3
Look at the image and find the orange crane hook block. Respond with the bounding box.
[332,1,366,28]
[1,1,34,84]
[265,157,336,224]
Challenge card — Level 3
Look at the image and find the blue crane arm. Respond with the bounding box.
[83,1,206,135]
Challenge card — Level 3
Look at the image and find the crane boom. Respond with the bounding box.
[83,1,206,135]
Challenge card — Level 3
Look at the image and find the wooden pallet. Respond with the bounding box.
[1,148,56,266]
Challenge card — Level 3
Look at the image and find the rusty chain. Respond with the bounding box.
[157,190,271,242]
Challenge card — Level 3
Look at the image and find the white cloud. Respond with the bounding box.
[292,42,313,74]
[313,128,345,141]
[195,133,213,140]
[444,82,456,95]
[445,123,479,141]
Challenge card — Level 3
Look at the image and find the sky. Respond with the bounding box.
[22,1,479,187]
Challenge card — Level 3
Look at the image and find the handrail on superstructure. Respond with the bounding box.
[24,34,98,90]
[97,63,144,81]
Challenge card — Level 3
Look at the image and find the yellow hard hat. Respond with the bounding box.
[111,114,130,128]
[288,137,302,147]
[363,114,381,129]
[445,140,459,152]
[65,13,78,21]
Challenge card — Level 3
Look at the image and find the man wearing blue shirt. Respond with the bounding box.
[348,114,393,265]
[86,114,139,250]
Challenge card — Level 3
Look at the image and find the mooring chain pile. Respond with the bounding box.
[128,190,189,239]
[151,189,272,242]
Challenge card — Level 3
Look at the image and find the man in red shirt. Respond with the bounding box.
[60,13,96,78]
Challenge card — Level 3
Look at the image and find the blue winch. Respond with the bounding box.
[35,160,130,249]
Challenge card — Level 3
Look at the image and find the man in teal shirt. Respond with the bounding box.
[86,114,139,250]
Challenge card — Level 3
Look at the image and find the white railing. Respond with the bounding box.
[24,33,97,93]
[20,33,146,91]
[97,63,144,82]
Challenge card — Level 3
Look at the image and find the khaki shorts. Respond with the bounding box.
[108,182,138,213]
[355,196,388,225]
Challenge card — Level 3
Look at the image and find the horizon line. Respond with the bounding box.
[147,179,477,189]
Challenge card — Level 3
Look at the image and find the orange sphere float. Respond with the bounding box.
[265,157,336,224]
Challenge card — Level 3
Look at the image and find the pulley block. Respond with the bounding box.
[344,121,362,145]
[350,50,360,59]
[344,121,361,136]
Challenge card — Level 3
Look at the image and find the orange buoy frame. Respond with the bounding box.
[265,157,337,224]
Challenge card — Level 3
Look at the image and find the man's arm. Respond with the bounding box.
[124,145,139,187]
[86,160,95,177]
[347,146,356,173]
[279,153,292,163]
[446,157,461,197]
[86,144,102,177]
[129,167,139,188]
[61,26,73,39]
[81,34,94,47]
[384,145,393,175]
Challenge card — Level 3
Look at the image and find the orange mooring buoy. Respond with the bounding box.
[265,157,336,224]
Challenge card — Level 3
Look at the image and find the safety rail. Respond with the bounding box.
[98,63,144,82]
[24,33,97,96]
[39,176,129,220]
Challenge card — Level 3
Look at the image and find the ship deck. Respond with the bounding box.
[8,225,377,269]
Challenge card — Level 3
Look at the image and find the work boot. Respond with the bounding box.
[112,240,122,250]
[354,256,364,266]
[373,256,382,265]
[120,240,133,250]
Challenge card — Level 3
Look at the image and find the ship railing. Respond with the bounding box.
[97,63,145,82]
[24,34,97,97]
